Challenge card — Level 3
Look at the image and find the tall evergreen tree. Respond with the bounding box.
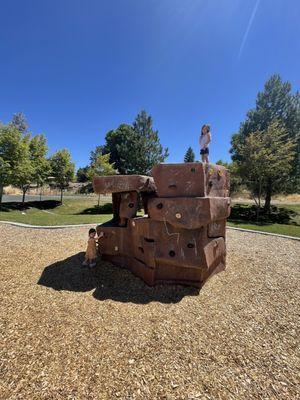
[231,74,300,199]
[184,146,195,162]
[131,110,169,174]
[10,112,28,134]
[103,111,169,175]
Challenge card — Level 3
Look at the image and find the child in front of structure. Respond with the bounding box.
[82,228,100,268]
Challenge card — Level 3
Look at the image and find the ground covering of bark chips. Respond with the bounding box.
[0,224,299,400]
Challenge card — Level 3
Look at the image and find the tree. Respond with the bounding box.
[29,135,50,201]
[14,135,34,204]
[231,74,300,199]
[0,125,30,204]
[131,110,169,174]
[184,146,195,162]
[104,111,169,175]
[0,158,10,204]
[216,160,241,195]
[90,145,105,165]
[87,153,115,206]
[76,166,90,183]
[13,134,49,204]
[234,121,296,214]
[10,112,28,134]
[104,124,135,174]
[49,149,75,203]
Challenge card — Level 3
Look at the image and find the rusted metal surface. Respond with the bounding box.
[147,197,230,229]
[96,162,230,288]
[205,164,230,197]
[151,163,205,197]
[93,175,156,194]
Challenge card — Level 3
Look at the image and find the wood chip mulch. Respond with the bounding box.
[0,224,299,400]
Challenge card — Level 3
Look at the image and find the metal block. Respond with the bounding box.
[151,163,205,197]
[148,197,230,229]
[96,225,132,256]
[205,164,230,197]
[93,175,156,194]
[119,191,139,219]
[208,219,226,238]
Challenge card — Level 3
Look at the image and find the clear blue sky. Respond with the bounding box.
[1,0,299,169]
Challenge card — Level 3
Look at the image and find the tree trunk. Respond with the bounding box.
[257,178,262,222]
[264,178,272,214]
[0,185,3,204]
[22,188,27,204]
[60,188,63,204]
[98,193,100,207]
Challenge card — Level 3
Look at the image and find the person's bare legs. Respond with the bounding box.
[201,153,205,163]
[204,153,209,163]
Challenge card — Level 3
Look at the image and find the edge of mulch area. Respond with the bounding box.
[0,221,98,229]
[1,220,300,241]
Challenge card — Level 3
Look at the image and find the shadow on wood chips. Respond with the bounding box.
[37,252,199,304]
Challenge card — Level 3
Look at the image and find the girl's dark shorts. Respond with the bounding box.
[200,148,209,155]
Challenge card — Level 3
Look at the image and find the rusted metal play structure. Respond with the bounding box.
[93,163,230,288]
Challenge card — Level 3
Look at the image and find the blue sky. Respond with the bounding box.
[1,0,299,169]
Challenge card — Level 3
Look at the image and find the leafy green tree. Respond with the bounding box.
[104,124,134,173]
[87,153,115,206]
[234,121,296,214]
[184,146,195,162]
[216,160,242,195]
[49,149,75,203]
[76,166,90,183]
[10,112,28,134]
[13,133,34,204]
[231,74,300,200]
[90,145,105,165]
[29,134,50,200]
[104,111,169,175]
[0,158,11,203]
[13,134,49,203]
[0,125,31,203]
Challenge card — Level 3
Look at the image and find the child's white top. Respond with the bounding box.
[199,132,211,149]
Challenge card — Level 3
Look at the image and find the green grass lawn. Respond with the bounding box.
[228,203,300,238]
[0,197,113,226]
[1,197,299,238]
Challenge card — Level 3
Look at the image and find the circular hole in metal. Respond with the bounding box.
[209,181,213,187]
[128,203,134,208]
[169,250,176,257]
[138,247,144,253]
[156,203,163,209]
[191,168,196,172]
[187,243,194,249]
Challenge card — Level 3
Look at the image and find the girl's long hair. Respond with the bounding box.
[201,124,210,135]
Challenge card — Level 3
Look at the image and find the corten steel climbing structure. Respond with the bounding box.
[93,163,230,288]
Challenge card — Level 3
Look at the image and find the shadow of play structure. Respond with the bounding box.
[38,252,198,304]
[93,162,230,288]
